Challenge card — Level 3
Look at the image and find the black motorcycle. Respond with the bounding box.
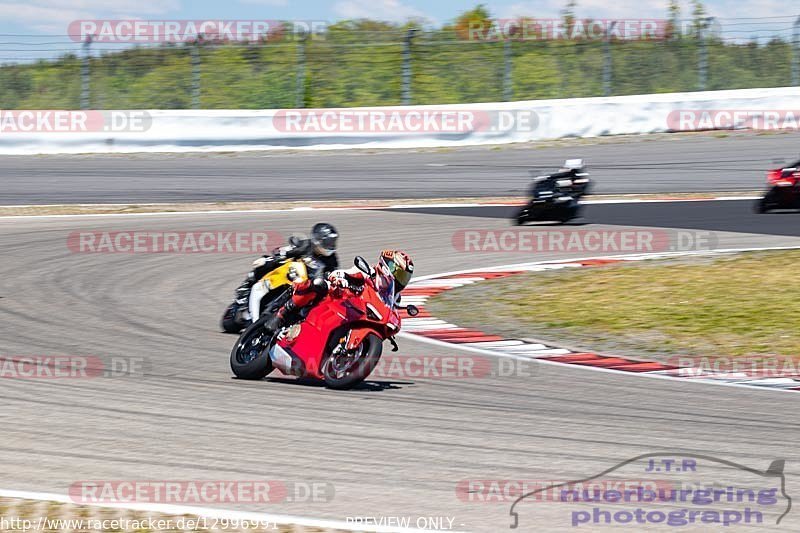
[514,160,591,225]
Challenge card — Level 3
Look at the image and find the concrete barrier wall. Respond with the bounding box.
[1,87,798,154]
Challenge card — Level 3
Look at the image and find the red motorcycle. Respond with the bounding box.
[755,160,800,213]
[230,256,419,389]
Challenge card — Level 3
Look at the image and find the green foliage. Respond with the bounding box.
[16,57,81,109]
[0,6,793,109]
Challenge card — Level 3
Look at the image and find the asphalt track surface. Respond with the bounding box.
[3,199,800,532]
[388,199,800,238]
[2,132,800,204]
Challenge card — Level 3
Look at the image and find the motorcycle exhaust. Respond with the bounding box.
[268,344,305,377]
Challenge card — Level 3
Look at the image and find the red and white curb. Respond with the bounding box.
[399,247,800,393]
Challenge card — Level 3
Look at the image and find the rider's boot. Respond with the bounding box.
[264,280,322,334]
[234,274,257,305]
[263,300,299,334]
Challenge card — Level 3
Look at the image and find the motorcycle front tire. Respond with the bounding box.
[513,206,529,226]
[221,303,246,333]
[230,316,275,380]
[321,332,383,390]
[754,194,773,214]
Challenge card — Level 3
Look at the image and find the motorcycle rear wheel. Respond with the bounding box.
[321,332,383,390]
[230,316,275,380]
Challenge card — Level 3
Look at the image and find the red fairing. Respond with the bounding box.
[767,168,800,186]
[276,275,400,380]
[346,327,376,351]
[767,169,782,184]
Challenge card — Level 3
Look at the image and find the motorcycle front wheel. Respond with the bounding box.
[754,196,770,214]
[221,303,245,333]
[513,206,529,226]
[321,332,383,390]
[230,317,275,380]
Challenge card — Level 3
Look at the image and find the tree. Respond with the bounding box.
[561,0,577,35]
[666,0,682,40]
[454,5,493,41]
[691,0,708,37]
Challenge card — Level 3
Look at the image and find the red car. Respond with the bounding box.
[756,160,800,213]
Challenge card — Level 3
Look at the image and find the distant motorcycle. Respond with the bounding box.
[230,256,419,390]
[755,160,800,213]
[514,159,591,225]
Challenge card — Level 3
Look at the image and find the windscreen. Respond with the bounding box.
[374,271,396,307]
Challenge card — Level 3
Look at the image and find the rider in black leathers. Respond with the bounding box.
[234,222,340,307]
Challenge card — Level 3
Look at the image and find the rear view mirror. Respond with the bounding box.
[288,234,305,247]
[406,305,420,317]
[354,256,374,277]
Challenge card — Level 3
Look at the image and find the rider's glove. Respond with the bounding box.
[252,256,268,268]
[329,271,350,291]
[331,278,349,291]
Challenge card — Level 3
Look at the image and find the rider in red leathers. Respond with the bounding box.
[264,250,414,333]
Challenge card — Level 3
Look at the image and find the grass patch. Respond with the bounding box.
[427,250,800,359]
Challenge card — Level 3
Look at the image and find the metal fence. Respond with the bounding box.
[0,16,798,110]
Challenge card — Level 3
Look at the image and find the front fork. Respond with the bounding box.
[333,330,353,357]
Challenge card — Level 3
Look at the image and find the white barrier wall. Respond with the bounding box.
[1,87,799,154]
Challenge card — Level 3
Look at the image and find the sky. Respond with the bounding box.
[0,0,793,61]
[0,0,792,35]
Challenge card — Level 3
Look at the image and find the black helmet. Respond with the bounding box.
[310,222,338,257]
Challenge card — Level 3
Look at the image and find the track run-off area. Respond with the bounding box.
[3,139,800,531]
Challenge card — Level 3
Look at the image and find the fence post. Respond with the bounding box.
[191,43,201,109]
[792,16,800,86]
[603,21,617,97]
[81,35,92,110]
[697,17,714,91]
[503,38,513,101]
[402,28,416,105]
[295,30,308,108]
